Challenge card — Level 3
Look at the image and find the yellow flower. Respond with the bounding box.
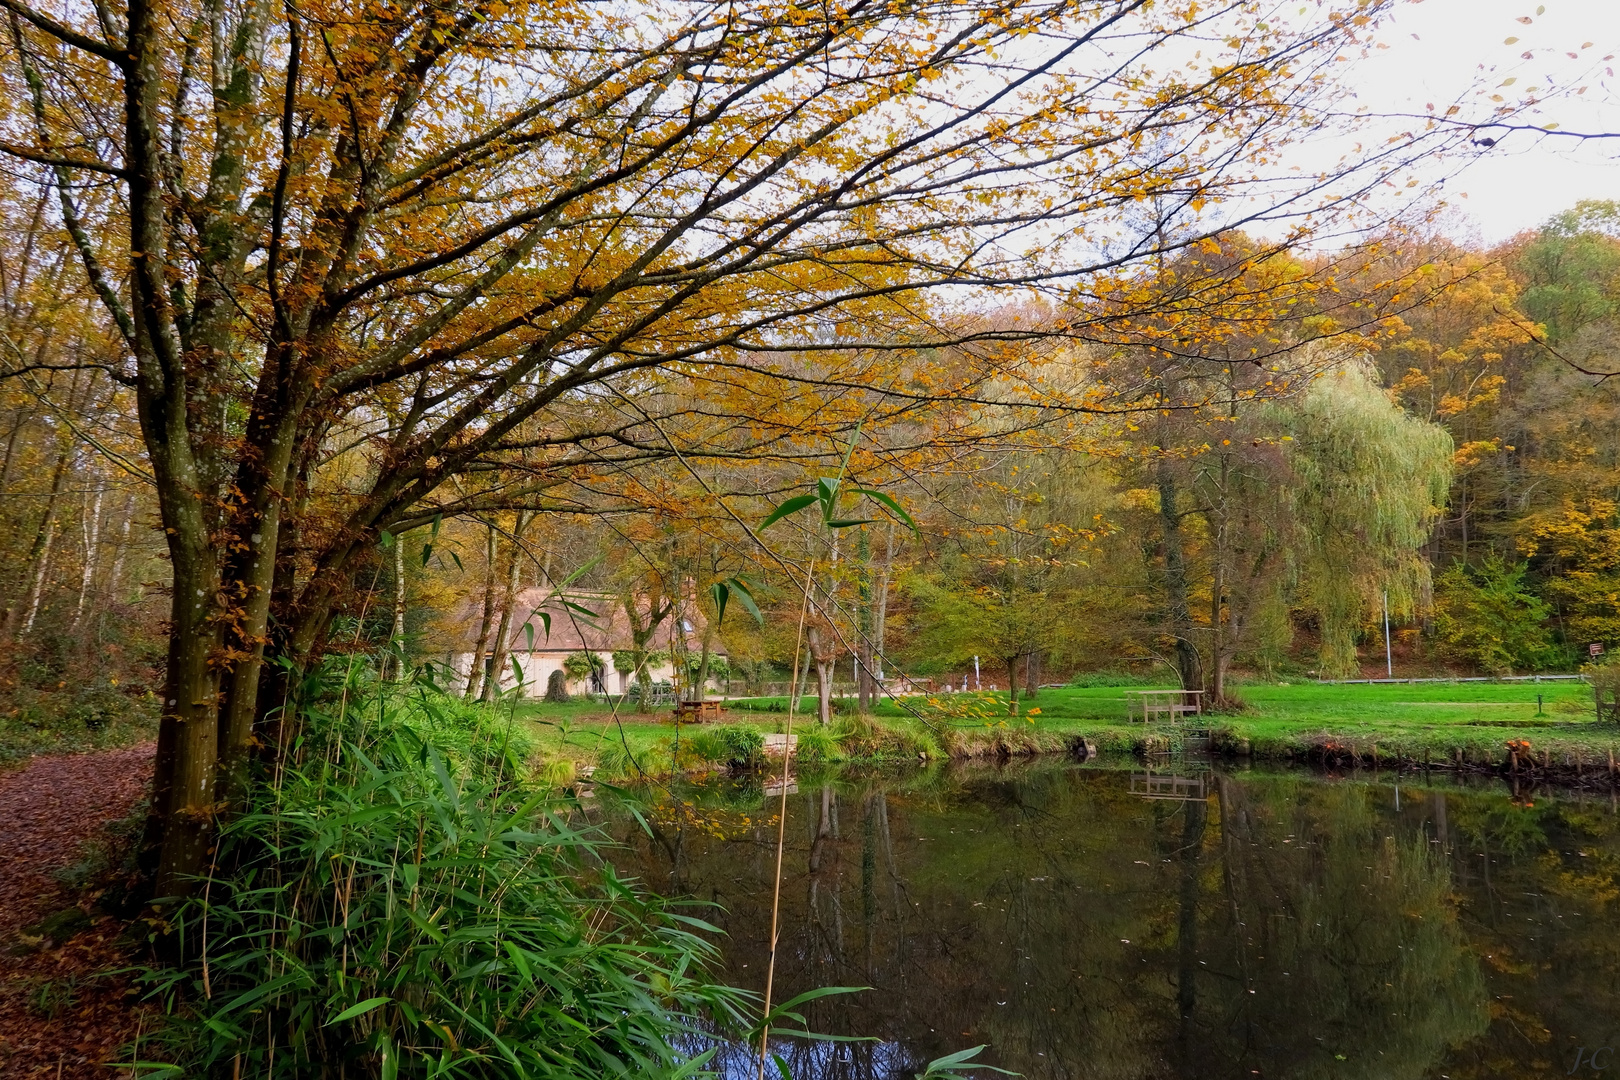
[1027,707,1041,715]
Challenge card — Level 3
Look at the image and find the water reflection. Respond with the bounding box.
[591,760,1620,1080]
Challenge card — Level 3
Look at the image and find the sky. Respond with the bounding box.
[1352,0,1620,242]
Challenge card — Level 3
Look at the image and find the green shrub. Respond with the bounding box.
[790,725,841,764]
[138,677,743,1078]
[686,724,764,768]
[1432,556,1565,674]
[561,651,597,678]
[1067,670,1155,688]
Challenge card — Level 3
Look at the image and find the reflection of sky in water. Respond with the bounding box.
[600,762,1620,1080]
[690,1035,914,1080]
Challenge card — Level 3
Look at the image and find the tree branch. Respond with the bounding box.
[0,0,125,65]
[0,140,127,177]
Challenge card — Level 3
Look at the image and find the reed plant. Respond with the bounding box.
[135,660,746,1078]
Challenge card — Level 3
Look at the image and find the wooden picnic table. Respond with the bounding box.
[1124,689,1203,724]
[673,699,724,723]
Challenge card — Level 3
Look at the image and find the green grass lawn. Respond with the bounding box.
[507,678,1618,777]
[508,698,702,774]
[726,678,1592,727]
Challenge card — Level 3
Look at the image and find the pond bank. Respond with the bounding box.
[558,710,1620,791]
[893,715,1620,789]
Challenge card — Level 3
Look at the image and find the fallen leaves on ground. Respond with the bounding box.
[0,745,157,1078]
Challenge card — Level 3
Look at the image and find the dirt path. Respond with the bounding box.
[0,744,155,1078]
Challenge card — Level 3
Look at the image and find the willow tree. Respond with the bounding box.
[0,0,1481,894]
[1282,362,1452,678]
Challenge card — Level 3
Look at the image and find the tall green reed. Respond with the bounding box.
[136,658,746,1078]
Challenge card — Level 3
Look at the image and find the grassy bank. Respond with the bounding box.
[511,679,1620,785]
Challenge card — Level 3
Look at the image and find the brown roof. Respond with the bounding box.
[436,589,719,655]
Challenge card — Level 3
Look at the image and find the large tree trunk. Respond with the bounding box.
[483,513,528,700]
[856,528,873,712]
[1208,452,1231,709]
[808,623,835,725]
[464,524,499,701]
[1005,654,1021,714]
[873,523,894,696]
[1157,460,1202,697]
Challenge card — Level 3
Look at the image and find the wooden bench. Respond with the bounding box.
[673,699,724,723]
[1124,689,1203,724]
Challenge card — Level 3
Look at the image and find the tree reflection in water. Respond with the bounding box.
[598,760,1620,1079]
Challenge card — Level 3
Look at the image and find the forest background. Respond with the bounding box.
[0,0,1615,899]
[8,198,1619,741]
[0,0,1617,1071]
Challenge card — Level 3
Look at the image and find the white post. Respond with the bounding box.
[973,655,980,689]
[1383,590,1393,678]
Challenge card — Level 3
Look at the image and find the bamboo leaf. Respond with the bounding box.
[760,493,816,530]
[328,996,392,1025]
[817,476,840,520]
[556,553,605,588]
[725,576,764,624]
[916,1044,1018,1078]
[847,488,919,534]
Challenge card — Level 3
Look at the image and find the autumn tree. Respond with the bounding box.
[0,0,1487,893]
[1278,362,1452,677]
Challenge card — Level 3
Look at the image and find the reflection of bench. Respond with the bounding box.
[1129,772,1208,800]
[674,700,724,723]
[1124,689,1204,724]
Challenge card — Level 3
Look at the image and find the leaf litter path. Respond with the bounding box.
[0,744,155,1078]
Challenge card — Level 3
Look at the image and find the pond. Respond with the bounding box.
[588,758,1620,1080]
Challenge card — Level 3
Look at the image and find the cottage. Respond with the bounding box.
[435,588,724,699]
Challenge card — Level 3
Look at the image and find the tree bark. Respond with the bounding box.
[386,531,407,681]
[856,527,873,712]
[105,491,135,607]
[808,623,835,725]
[1210,452,1230,709]
[18,514,56,637]
[464,523,499,701]
[484,512,528,700]
[0,409,30,492]
[71,482,103,633]
[1157,459,1202,696]
[1,430,70,641]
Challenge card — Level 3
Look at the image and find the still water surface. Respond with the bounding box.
[593,759,1620,1080]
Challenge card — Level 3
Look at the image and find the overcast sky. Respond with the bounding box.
[1355,0,1620,242]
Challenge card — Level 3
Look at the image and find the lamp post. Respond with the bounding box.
[1383,590,1393,678]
